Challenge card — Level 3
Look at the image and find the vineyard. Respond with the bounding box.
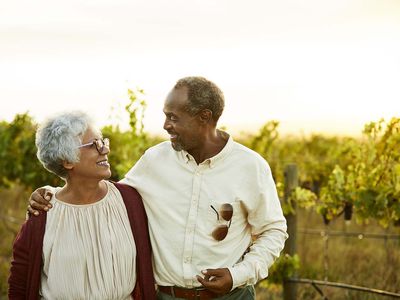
[0,92,399,298]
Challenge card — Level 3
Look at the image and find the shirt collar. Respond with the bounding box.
[181,131,234,168]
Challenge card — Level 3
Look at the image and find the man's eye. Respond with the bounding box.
[169,116,178,121]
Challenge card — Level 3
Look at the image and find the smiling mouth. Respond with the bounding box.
[96,160,109,167]
[169,134,178,141]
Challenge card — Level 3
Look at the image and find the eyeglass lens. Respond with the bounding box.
[211,203,233,241]
[94,138,109,154]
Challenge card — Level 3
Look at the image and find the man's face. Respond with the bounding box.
[163,87,202,152]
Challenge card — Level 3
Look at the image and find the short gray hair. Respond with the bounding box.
[35,111,95,179]
[174,76,225,123]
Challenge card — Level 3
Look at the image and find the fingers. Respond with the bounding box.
[27,204,39,216]
[33,188,53,206]
[196,275,223,294]
[196,268,233,294]
[196,275,208,286]
[28,188,53,216]
[201,268,225,276]
[29,198,49,211]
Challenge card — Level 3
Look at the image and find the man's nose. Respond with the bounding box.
[163,119,172,131]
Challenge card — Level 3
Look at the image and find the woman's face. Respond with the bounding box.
[67,127,111,181]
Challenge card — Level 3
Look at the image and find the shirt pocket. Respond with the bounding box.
[206,198,243,236]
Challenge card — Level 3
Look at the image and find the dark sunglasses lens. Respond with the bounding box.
[220,203,233,221]
[212,225,228,241]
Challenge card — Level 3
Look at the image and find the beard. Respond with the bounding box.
[171,139,184,151]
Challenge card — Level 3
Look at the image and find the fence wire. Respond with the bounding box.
[287,278,400,298]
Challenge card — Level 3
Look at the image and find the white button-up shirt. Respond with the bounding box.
[121,135,288,289]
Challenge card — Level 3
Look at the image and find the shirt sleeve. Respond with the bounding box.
[119,152,149,188]
[8,221,30,298]
[228,161,288,289]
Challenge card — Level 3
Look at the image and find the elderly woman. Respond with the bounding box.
[8,111,155,299]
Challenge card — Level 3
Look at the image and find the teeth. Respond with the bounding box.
[97,161,109,166]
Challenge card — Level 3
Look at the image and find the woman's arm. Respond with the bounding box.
[8,221,30,299]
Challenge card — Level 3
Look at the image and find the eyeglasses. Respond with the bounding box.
[210,203,233,241]
[78,138,110,154]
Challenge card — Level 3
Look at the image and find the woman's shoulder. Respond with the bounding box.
[14,211,47,247]
[26,210,47,229]
[109,181,141,200]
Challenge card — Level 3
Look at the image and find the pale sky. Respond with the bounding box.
[1,0,400,138]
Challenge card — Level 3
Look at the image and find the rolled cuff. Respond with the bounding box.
[227,264,249,290]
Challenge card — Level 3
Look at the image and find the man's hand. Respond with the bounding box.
[27,188,53,216]
[196,268,233,295]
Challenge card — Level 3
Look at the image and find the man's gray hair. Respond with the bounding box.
[35,111,94,179]
[175,76,225,122]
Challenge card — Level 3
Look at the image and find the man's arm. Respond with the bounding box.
[197,161,287,293]
[227,164,288,288]
[27,188,53,216]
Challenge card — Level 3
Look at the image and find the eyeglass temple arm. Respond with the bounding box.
[210,205,220,220]
[78,141,94,148]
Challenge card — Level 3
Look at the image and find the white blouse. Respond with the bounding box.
[40,181,136,300]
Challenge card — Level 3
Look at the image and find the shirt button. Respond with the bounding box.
[184,257,191,263]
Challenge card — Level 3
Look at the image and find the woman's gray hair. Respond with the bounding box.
[35,111,95,179]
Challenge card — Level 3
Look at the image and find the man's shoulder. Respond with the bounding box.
[230,141,271,171]
[145,141,171,155]
[232,141,266,161]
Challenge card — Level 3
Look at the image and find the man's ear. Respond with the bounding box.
[198,109,212,123]
[63,161,74,170]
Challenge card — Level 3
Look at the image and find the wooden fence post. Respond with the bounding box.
[283,164,298,300]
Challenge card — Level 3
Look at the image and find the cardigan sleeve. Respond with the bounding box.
[8,221,31,299]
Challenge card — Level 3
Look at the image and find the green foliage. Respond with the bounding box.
[0,113,62,190]
[260,254,300,285]
[317,118,400,226]
[248,118,400,227]
[283,187,318,215]
[102,88,161,181]
[250,120,280,157]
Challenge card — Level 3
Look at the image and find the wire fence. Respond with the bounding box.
[287,278,400,299]
[298,228,400,240]
[293,228,400,299]
[283,165,400,299]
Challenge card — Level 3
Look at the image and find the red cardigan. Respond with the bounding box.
[8,182,156,300]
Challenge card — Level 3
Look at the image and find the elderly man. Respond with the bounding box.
[29,76,288,300]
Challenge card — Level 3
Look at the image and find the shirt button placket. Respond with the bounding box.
[182,167,202,287]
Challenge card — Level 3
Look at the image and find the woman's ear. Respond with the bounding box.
[63,161,74,170]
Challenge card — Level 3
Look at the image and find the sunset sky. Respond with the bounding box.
[1,0,399,138]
